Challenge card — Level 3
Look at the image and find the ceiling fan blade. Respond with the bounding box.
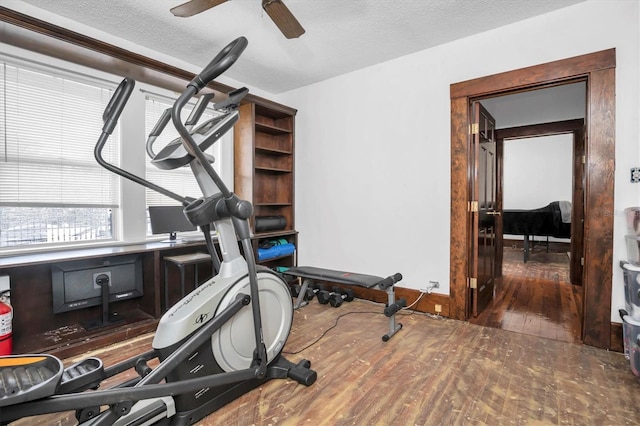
[171,0,228,17]
[262,0,305,39]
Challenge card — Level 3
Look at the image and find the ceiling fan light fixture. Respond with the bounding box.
[262,0,306,39]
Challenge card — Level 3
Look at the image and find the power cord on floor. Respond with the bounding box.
[283,295,445,354]
[402,291,425,311]
[282,310,382,355]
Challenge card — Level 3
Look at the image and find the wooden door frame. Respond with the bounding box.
[449,49,616,349]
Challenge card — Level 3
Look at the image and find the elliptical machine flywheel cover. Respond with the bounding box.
[211,269,293,372]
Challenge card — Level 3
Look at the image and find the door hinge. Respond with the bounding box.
[581,257,584,266]
[581,155,586,164]
[469,123,479,135]
[468,277,477,289]
[468,201,479,213]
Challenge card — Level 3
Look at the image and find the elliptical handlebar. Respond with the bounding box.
[171,38,249,202]
[145,93,215,162]
[185,93,216,128]
[95,78,189,205]
[102,77,135,134]
[145,108,172,159]
[189,36,248,93]
[96,38,251,213]
[148,37,247,174]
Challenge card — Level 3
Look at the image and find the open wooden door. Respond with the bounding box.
[469,102,498,317]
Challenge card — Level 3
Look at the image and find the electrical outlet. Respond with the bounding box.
[435,304,442,314]
[420,281,440,294]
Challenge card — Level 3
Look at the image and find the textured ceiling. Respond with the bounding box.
[10,0,585,94]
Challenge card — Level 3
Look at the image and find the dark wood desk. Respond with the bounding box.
[0,241,213,358]
[0,230,297,358]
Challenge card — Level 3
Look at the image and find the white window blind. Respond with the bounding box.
[144,94,221,206]
[0,60,120,208]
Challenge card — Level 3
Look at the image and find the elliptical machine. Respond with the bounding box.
[0,37,316,425]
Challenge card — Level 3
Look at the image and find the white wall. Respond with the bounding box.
[481,82,586,129]
[503,134,573,243]
[279,0,640,322]
[503,134,573,210]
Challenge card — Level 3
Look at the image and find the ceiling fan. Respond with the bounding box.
[170,0,306,39]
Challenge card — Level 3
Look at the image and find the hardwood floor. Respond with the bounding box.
[470,244,582,344]
[7,298,639,425]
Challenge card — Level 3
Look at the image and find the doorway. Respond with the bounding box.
[493,117,586,287]
[470,114,586,343]
[449,49,616,349]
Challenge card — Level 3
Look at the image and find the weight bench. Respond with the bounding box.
[282,266,404,341]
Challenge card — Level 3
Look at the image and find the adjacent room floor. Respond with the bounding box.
[470,243,582,344]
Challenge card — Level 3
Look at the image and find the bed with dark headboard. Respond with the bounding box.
[503,201,571,262]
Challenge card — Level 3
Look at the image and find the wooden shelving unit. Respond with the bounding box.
[234,101,297,270]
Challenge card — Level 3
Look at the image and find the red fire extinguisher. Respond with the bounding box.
[0,290,12,356]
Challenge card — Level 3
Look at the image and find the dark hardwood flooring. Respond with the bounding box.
[470,244,582,344]
[9,298,639,425]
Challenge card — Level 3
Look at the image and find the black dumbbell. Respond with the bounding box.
[291,282,325,301]
[290,284,302,298]
[330,287,355,307]
[308,283,326,300]
[317,287,355,307]
[316,288,331,305]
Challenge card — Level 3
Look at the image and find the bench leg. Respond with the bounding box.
[293,278,313,309]
[382,286,403,342]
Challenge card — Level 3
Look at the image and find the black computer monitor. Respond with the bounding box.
[148,205,196,243]
[51,254,144,329]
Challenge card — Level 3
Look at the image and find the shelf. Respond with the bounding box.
[235,101,296,245]
[256,122,292,135]
[258,253,295,263]
[255,145,292,155]
[255,231,297,268]
[254,202,292,207]
[255,103,294,120]
[255,131,292,154]
[254,229,298,239]
[255,166,292,173]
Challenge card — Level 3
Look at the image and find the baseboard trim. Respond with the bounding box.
[610,321,623,353]
[339,285,451,317]
[321,280,624,352]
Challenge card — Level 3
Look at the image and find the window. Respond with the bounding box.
[144,93,222,235]
[0,48,235,249]
[0,58,119,248]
